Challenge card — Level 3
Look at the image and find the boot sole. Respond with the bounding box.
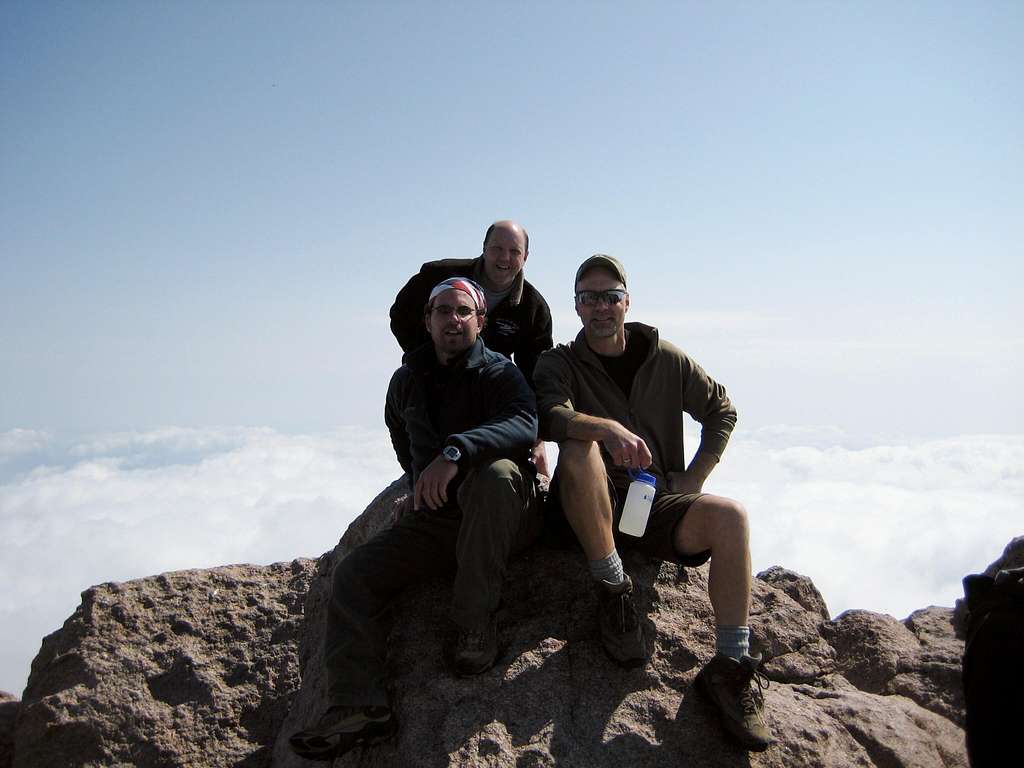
[289,717,397,761]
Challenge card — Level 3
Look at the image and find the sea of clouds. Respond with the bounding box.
[1,425,1021,695]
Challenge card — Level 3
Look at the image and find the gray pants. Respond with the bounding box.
[324,459,541,707]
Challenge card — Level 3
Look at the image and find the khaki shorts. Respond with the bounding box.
[546,470,712,567]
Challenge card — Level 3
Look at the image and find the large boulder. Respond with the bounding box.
[271,478,967,767]
[12,476,971,767]
[12,561,315,767]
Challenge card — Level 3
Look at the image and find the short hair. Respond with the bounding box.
[482,221,529,255]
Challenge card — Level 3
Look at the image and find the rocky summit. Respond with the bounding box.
[6,477,988,767]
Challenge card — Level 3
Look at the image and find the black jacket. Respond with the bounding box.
[389,257,553,388]
[385,338,538,488]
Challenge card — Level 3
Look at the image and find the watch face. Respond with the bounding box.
[443,446,461,463]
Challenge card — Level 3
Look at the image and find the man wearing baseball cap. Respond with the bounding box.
[291,277,542,760]
[533,255,773,752]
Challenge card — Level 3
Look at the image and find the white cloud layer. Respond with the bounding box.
[707,430,1023,624]
[1,427,402,695]
[1,426,1021,696]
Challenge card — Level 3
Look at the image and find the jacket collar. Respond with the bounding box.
[406,336,489,373]
[471,256,525,306]
[570,322,659,367]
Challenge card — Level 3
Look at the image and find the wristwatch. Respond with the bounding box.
[442,445,462,464]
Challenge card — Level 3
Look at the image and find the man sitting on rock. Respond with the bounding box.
[533,255,774,752]
[389,219,553,474]
[290,278,542,761]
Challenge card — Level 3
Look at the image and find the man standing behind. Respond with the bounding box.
[533,255,774,752]
[390,220,553,473]
[291,278,542,761]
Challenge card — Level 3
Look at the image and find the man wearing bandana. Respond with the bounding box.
[389,220,553,474]
[290,278,541,761]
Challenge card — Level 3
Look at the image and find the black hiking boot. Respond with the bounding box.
[597,573,649,668]
[288,704,396,761]
[448,619,498,677]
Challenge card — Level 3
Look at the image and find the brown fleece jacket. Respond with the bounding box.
[534,322,737,490]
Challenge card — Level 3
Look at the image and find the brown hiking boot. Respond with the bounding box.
[695,654,773,751]
[597,573,649,668]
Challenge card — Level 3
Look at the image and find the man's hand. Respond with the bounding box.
[667,452,718,495]
[599,421,653,470]
[667,470,704,495]
[531,439,550,477]
[414,454,459,510]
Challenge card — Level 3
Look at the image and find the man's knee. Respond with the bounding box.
[707,496,748,534]
[701,498,750,553]
[464,456,524,493]
[458,459,524,508]
[556,439,603,481]
[677,495,749,554]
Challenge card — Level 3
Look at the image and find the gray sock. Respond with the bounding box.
[715,625,750,661]
[589,548,625,585]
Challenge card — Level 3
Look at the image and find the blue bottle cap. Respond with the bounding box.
[628,468,657,487]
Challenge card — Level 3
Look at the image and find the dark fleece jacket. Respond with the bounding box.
[389,256,553,388]
[385,337,538,488]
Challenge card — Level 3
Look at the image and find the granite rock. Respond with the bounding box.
[13,477,973,767]
[13,561,316,767]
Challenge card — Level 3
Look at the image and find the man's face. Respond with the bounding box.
[482,224,527,290]
[575,268,628,340]
[425,288,484,359]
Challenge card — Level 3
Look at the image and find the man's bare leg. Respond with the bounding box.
[556,439,615,560]
[679,495,772,750]
[673,495,752,627]
[556,438,646,666]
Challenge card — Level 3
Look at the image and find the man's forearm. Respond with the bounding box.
[563,412,617,442]
[668,450,719,494]
[686,450,719,484]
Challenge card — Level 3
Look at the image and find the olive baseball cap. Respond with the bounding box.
[574,254,627,289]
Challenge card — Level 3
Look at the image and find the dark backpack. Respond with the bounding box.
[962,566,1024,767]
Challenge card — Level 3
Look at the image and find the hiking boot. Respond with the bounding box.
[597,573,649,668]
[288,704,396,761]
[695,653,773,752]
[448,619,498,677]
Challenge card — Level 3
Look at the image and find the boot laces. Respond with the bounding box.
[738,666,769,717]
[615,591,638,632]
[459,629,486,650]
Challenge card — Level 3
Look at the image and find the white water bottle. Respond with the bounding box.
[618,470,657,537]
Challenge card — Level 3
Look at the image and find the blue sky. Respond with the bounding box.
[1,2,1021,694]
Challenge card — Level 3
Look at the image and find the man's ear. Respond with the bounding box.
[477,314,487,332]
[424,311,432,334]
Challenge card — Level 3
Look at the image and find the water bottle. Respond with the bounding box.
[618,469,657,537]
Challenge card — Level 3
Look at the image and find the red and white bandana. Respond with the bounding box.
[428,277,487,313]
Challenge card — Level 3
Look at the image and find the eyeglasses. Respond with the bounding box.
[575,289,626,306]
[430,304,481,318]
